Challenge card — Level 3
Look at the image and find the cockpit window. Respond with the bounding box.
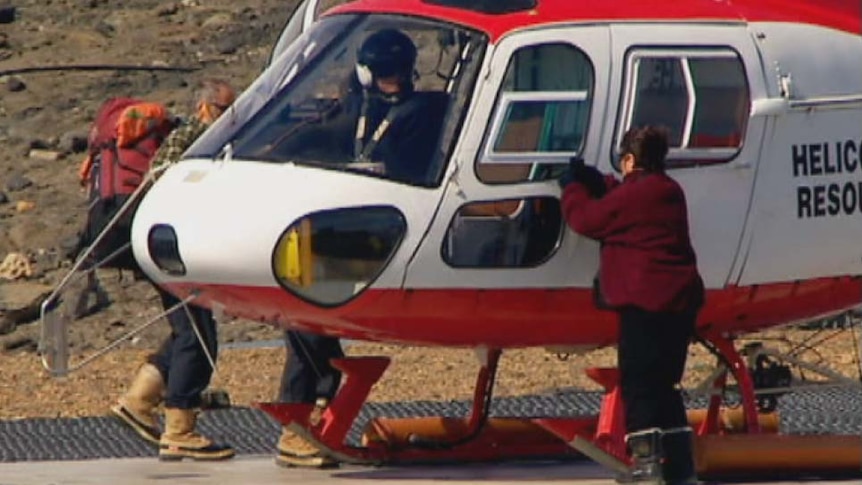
[266,0,355,68]
[186,14,487,188]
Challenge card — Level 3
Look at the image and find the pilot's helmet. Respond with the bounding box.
[355,28,417,90]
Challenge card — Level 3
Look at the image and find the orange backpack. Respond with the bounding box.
[77,98,176,270]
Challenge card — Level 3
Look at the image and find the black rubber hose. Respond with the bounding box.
[0,64,199,77]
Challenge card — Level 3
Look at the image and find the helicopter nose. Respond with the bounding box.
[130,160,426,304]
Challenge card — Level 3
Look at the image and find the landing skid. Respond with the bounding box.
[257,351,593,465]
[257,330,862,479]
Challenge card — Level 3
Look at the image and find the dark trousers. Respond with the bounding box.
[279,331,343,404]
[147,286,218,409]
[617,307,695,434]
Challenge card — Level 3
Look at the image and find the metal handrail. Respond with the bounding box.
[38,167,168,376]
[40,294,197,377]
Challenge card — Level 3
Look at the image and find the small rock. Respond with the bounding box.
[0,192,7,204]
[0,6,15,25]
[0,314,17,336]
[2,336,38,352]
[201,12,233,30]
[0,281,52,329]
[239,8,258,22]
[6,76,25,92]
[28,139,51,150]
[31,248,63,272]
[5,174,32,192]
[0,32,9,49]
[0,252,33,280]
[94,20,115,38]
[215,37,240,55]
[156,2,179,16]
[200,389,231,410]
[59,131,89,154]
[28,149,63,161]
[14,200,35,212]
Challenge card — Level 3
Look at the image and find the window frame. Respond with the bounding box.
[475,42,596,180]
[616,47,750,169]
[441,196,563,269]
[482,90,591,164]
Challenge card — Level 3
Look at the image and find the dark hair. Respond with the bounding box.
[620,125,669,173]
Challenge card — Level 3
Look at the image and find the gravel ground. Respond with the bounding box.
[0,0,860,427]
[1,322,860,421]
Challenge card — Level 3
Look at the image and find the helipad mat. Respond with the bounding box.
[1,388,860,462]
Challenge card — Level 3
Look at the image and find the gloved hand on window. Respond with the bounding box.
[559,157,607,199]
[558,156,585,189]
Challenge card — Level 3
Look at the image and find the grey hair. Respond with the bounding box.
[193,78,234,110]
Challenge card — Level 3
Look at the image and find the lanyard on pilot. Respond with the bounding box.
[353,94,399,162]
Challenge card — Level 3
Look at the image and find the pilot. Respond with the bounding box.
[274,28,442,468]
[348,27,440,184]
[559,126,704,485]
[111,79,236,461]
[276,29,439,467]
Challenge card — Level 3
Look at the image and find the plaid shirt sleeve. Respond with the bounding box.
[150,118,207,174]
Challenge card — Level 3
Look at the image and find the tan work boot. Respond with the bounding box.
[275,428,338,468]
[110,363,164,445]
[159,407,235,461]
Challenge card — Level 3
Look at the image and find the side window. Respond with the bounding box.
[478,43,594,183]
[442,196,562,268]
[630,58,688,146]
[620,49,749,166]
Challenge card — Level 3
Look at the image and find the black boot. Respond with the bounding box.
[661,428,698,485]
[617,428,663,483]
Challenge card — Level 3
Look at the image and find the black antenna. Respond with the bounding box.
[422,0,537,15]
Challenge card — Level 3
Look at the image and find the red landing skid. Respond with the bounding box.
[257,334,862,479]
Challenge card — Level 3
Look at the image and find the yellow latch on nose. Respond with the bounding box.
[285,228,301,281]
[275,219,313,288]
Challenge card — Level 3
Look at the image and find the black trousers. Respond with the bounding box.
[617,307,695,434]
[279,331,343,404]
[147,286,218,409]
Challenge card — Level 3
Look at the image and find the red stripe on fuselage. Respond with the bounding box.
[329,0,861,42]
[164,276,861,348]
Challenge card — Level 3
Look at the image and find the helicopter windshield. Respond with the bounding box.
[185,14,487,187]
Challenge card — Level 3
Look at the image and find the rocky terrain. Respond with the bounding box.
[0,0,859,420]
[0,0,291,351]
[0,0,308,416]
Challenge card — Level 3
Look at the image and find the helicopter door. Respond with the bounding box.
[734,24,862,284]
[403,26,611,290]
[267,0,351,67]
[606,24,766,288]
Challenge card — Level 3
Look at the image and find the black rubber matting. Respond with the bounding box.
[1,388,860,462]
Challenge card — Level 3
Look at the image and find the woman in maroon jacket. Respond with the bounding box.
[561,126,703,484]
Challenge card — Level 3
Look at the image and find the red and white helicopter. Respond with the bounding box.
[47,0,862,477]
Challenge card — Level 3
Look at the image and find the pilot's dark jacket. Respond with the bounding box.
[561,170,704,314]
[347,89,442,185]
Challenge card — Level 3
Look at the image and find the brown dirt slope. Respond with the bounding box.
[0,0,292,349]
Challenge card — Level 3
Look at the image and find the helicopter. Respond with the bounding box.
[44,0,862,478]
